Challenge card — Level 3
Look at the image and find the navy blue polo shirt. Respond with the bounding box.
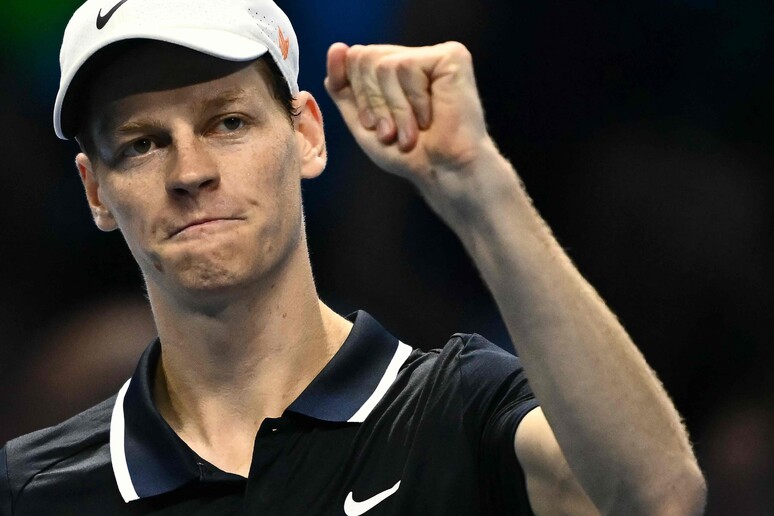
[1,311,539,515]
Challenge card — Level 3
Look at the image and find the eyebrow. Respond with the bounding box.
[195,88,253,112]
[113,117,167,135]
[111,88,254,135]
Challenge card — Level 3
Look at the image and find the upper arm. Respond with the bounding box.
[514,408,599,515]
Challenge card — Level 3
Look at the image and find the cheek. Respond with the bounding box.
[249,133,303,215]
[100,176,160,240]
[246,136,306,264]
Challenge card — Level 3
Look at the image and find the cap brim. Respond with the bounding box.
[54,29,270,139]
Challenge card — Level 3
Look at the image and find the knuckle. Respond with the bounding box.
[388,101,409,113]
[443,41,472,62]
[346,45,365,67]
[364,88,387,108]
[396,58,416,74]
[356,55,377,79]
[349,44,366,55]
[375,60,393,80]
[353,87,371,106]
[405,90,429,106]
[359,48,380,68]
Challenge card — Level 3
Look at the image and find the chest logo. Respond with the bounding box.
[344,480,401,516]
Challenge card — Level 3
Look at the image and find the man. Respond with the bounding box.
[0,0,705,514]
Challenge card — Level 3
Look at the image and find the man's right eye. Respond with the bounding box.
[122,138,154,157]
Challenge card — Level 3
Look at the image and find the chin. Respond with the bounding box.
[171,250,290,302]
[144,227,303,307]
[175,256,265,292]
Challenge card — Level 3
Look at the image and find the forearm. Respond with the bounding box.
[324,39,705,512]
[418,143,706,514]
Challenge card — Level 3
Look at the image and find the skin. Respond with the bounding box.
[75,39,706,512]
[325,42,706,514]
[77,43,352,475]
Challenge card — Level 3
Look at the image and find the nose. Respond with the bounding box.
[166,136,220,197]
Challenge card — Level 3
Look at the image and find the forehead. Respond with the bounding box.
[83,41,272,131]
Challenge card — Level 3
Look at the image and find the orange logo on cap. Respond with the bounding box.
[278,26,290,60]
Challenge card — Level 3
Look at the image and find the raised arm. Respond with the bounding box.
[325,41,705,514]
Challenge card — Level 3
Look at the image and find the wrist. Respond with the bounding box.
[415,140,532,231]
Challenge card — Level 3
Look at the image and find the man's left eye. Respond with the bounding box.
[220,117,244,131]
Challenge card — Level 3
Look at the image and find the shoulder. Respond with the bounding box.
[450,332,527,377]
[401,333,536,421]
[404,332,530,391]
[2,395,116,500]
[396,333,539,513]
[406,332,522,366]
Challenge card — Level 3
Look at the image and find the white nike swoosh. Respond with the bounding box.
[344,480,401,516]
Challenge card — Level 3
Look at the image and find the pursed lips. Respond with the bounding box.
[167,217,243,239]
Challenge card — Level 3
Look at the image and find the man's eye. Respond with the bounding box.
[122,138,154,157]
[219,117,244,132]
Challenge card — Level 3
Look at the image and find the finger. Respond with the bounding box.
[345,45,379,130]
[326,44,376,129]
[375,56,420,151]
[396,59,432,131]
[325,42,350,93]
[358,53,399,145]
[324,67,374,148]
[324,46,361,133]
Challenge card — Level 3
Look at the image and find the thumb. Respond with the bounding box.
[325,42,350,93]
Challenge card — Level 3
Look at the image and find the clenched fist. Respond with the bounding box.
[325,42,498,194]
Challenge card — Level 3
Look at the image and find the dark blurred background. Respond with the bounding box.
[1,0,772,513]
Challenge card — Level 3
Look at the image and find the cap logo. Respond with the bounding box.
[96,0,130,30]
[278,26,290,60]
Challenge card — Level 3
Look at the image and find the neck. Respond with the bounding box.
[145,241,352,475]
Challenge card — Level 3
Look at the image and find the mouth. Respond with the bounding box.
[168,217,243,239]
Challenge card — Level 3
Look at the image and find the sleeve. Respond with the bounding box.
[457,334,539,515]
[0,445,12,516]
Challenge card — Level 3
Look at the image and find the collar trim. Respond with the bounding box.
[108,311,411,503]
[285,311,410,422]
[110,379,140,503]
[347,341,412,423]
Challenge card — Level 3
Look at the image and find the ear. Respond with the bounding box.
[292,91,327,179]
[76,153,118,232]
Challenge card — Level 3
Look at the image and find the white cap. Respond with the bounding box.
[54,0,299,139]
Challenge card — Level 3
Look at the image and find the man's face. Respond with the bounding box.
[77,42,325,305]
